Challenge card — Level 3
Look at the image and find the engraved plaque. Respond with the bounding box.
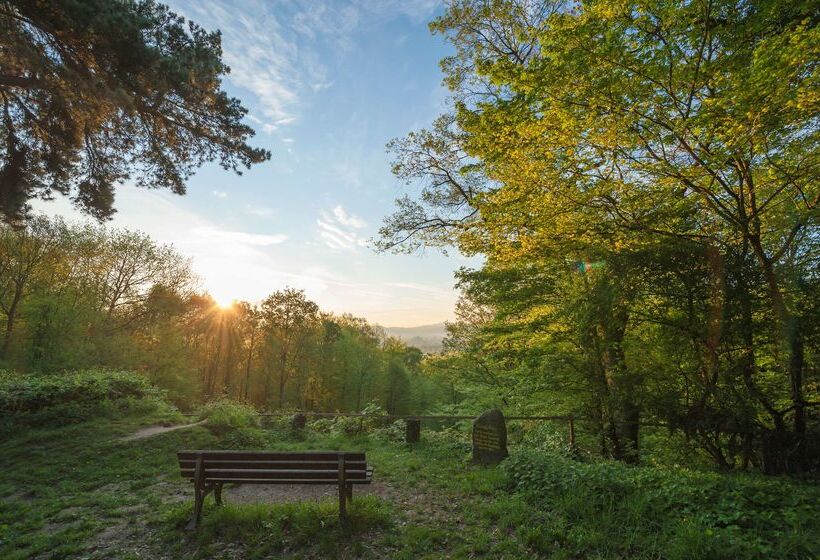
[472,409,508,464]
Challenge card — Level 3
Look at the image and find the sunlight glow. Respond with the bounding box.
[212,294,235,309]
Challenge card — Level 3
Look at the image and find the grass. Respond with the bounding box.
[0,411,817,559]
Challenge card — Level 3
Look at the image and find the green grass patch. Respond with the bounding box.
[0,407,817,559]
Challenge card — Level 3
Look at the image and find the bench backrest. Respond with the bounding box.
[177,450,368,484]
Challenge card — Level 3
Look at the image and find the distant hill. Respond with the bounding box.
[383,322,447,353]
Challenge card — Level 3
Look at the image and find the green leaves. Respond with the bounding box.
[387,0,819,472]
[0,0,270,223]
[502,449,820,558]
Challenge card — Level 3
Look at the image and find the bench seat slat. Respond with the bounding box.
[179,468,370,480]
[188,478,373,485]
[178,451,365,462]
[179,460,367,470]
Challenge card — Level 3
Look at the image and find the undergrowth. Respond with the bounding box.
[0,369,178,434]
[1,393,817,559]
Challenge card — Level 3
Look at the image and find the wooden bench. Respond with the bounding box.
[177,450,373,528]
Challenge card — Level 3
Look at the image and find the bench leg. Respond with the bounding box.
[186,455,206,530]
[346,483,353,503]
[338,483,347,521]
[214,482,223,506]
[186,487,204,530]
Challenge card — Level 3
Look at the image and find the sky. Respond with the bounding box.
[35,0,478,328]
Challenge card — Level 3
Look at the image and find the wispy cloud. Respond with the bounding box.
[169,0,439,132]
[213,190,228,198]
[317,205,367,251]
[191,227,287,247]
[332,205,366,229]
[386,282,453,296]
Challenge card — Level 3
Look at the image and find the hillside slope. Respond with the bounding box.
[383,322,447,353]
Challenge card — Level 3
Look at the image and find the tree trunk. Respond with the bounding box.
[602,308,639,463]
[1,288,21,358]
[278,376,285,409]
[243,329,255,401]
[749,236,805,438]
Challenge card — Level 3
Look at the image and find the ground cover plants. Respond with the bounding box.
[1,376,816,559]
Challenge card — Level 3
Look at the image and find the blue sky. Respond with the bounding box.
[37,0,477,327]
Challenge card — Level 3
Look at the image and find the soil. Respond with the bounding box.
[224,479,399,505]
[122,420,207,441]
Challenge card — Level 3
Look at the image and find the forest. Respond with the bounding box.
[1,0,818,558]
[0,217,440,414]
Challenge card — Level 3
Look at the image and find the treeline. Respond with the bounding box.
[382,0,818,474]
[0,217,443,413]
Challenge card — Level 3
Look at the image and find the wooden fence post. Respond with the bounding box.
[405,419,421,443]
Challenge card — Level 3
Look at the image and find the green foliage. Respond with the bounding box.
[0,218,450,417]
[518,422,578,459]
[0,369,176,432]
[383,0,819,473]
[306,402,391,437]
[372,419,407,442]
[503,450,820,558]
[198,400,259,435]
[0,0,269,223]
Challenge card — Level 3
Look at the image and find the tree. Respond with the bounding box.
[379,114,488,252]
[0,0,270,223]
[0,216,64,358]
[235,301,261,402]
[382,0,818,471]
[260,288,320,409]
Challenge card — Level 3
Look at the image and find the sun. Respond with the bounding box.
[212,294,235,309]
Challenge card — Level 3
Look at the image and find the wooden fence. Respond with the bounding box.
[183,411,578,446]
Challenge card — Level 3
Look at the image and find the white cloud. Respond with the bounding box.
[332,205,366,229]
[317,205,368,251]
[191,227,287,247]
[213,190,228,198]
[246,205,275,217]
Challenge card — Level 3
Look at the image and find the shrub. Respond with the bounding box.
[221,427,270,449]
[519,421,578,459]
[0,369,176,431]
[303,402,390,438]
[424,425,471,453]
[307,417,334,434]
[258,412,309,442]
[199,400,259,434]
[372,419,406,442]
[502,449,820,558]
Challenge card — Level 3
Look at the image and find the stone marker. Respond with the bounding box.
[405,419,421,443]
[472,409,508,464]
[291,412,306,430]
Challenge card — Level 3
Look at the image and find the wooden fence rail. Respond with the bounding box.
[181,412,574,421]
[181,411,581,446]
